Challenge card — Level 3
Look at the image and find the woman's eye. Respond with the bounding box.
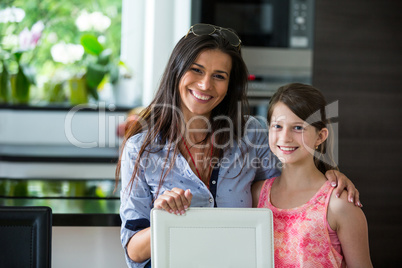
[214,74,225,80]
[191,68,202,73]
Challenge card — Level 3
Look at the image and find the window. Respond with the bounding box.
[0,0,122,105]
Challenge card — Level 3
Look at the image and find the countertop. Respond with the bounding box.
[0,178,121,226]
[0,103,128,226]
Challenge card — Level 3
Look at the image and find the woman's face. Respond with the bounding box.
[178,49,232,121]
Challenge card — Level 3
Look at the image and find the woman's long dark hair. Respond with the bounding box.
[115,32,249,194]
[267,83,338,174]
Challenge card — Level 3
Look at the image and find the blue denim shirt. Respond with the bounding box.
[119,117,280,268]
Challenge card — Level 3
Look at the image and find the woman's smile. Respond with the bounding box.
[189,89,213,102]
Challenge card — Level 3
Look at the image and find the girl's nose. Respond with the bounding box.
[279,128,293,142]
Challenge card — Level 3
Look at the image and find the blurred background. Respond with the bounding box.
[0,0,401,267]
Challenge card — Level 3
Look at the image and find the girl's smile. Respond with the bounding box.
[277,146,298,154]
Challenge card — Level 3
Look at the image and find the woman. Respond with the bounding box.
[116,24,360,268]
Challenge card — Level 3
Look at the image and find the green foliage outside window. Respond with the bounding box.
[0,0,122,105]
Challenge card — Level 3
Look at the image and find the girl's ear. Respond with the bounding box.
[316,128,329,147]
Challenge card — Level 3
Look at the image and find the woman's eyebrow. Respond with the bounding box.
[193,62,204,68]
[193,63,229,76]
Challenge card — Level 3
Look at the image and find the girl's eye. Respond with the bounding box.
[294,126,304,131]
[271,124,281,129]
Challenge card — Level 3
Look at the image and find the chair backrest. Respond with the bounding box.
[151,207,274,268]
[0,206,52,268]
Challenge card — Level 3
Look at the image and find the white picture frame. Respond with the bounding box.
[151,207,274,268]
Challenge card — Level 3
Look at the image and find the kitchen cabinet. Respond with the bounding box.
[313,0,402,266]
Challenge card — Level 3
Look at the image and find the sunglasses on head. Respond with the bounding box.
[186,23,242,49]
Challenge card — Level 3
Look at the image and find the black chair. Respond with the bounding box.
[0,206,52,268]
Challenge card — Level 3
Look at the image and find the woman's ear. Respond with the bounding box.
[316,128,329,147]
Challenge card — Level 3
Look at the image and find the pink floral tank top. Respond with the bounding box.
[258,178,343,267]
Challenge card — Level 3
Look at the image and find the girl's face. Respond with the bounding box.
[178,49,232,121]
[269,102,328,166]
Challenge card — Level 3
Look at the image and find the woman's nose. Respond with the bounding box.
[197,76,211,90]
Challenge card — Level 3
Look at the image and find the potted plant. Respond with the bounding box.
[80,33,119,102]
[0,17,44,104]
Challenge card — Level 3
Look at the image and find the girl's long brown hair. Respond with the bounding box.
[267,83,338,174]
[115,33,249,196]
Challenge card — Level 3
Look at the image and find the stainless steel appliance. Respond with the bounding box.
[191,0,315,117]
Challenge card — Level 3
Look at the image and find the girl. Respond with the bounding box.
[252,83,372,267]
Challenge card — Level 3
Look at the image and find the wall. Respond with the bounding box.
[120,0,192,107]
[0,107,126,179]
[313,0,402,266]
[53,227,127,268]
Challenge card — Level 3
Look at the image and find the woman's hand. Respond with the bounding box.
[154,188,193,215]
[325,170,362,207]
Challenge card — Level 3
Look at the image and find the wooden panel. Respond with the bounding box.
[313,0,402,266]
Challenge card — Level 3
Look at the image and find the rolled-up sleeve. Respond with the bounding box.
[120,135,152,268]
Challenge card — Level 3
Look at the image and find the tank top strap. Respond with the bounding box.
[257,177,276,208]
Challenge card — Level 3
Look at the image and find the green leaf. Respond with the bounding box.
[97,48,112,65]
[85,63,109,101]
[14,65,30,104]
[109,63,119,84]
[20,64,36,85]
[86,63,108,88]
[47,82,65,102]
[80,34,104,56]
[13,52,23,63]
[0,63,10,102]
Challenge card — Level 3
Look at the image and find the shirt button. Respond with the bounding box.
[209,198,213,203]
[211,180,216,185]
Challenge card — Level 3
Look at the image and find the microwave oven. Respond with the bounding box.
[191,0,315,102]
[191,0,315,49]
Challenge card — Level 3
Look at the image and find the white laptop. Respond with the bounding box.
[151,207,274,268]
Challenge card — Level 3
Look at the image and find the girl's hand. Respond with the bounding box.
[154,188,192,215]
[325,170,362,207]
